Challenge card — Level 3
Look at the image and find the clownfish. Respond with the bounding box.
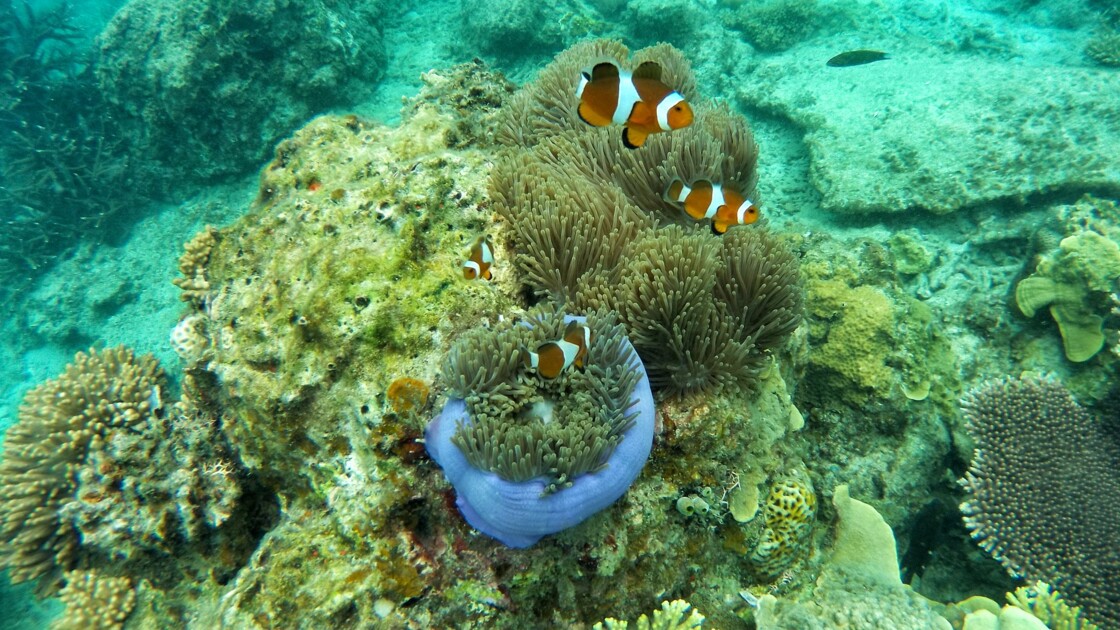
[523,320,591,380]
[664,179,761,234]
[462,236,494,281]
[576,60,694,149]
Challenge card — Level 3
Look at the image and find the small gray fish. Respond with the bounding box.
[827,50,890,67]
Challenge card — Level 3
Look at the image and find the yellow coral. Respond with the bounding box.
[750,476,816,577]
[809,280,895,392]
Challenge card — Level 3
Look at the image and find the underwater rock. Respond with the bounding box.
[740,44,1120,214]
[426,312,656,547]
[95,0,386,185]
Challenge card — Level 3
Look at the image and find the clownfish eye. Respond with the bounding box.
[674,105,683,111]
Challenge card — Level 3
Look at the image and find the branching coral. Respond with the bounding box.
[960,377,1120,628]
[0,346,164,589]
[173,225,220,308]
[0,347,242,592]
[52,570,136,630]
[594,599,705,630]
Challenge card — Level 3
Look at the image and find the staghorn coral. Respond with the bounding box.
[0,346,164,590]
[960,377,1120,628]
[491,39,799,395]
[51,570,136,630]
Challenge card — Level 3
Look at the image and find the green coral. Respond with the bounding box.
[1015,230,1120,362]
[889,230,936,275]
[808,281,895,393]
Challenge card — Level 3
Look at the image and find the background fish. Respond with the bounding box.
[826,50,890,67]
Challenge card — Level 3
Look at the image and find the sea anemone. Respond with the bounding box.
[425,308,655,547]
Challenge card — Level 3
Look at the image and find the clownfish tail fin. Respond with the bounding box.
[522,347,539,371]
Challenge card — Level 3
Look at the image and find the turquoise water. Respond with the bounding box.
[2,0,1118,627]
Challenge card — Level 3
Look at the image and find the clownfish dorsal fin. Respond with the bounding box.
[589,61,620,83]
[632,61,662,82]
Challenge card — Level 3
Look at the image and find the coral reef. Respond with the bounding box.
[95,0,386,183]
[174,101,510,485]
[725,0,825,52]
[960,377,1120,628]
[134,53,815,624]
[426,309,654,546]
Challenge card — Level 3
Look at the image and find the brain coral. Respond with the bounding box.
[491,39,802,395]
[961,376,1120,628]
[426,308,655,547]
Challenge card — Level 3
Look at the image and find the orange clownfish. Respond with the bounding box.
[576,60,694,149]
[664,179,761,234]
[462,236,494,281]
[523,321,591,379]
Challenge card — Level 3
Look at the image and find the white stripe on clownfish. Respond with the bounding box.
[704,183,726,219]
[656,93,685,131]
[612,70,641,126]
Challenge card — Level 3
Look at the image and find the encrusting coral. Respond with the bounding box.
[960,376,1120,628]
[491,39,802,395]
